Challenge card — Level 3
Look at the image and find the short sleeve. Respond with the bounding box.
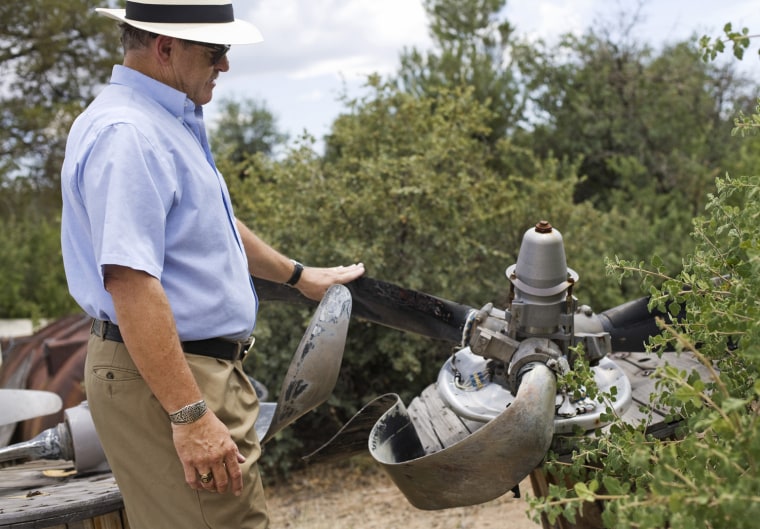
[78,123,177,282]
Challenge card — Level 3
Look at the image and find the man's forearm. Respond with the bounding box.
[103,264,203,414]
[235,218,295,283]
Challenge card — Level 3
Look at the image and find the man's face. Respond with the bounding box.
[171,40,230,106]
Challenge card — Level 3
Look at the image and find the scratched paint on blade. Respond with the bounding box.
[300,339,316,361]
[278,405,297,421]
[285,378,309,402]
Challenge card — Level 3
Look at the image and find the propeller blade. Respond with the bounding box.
[371,364,556,510]
[260,284,352,444]
[0,389,63,428]
[598,296,682,352]
[304,365,557,510]
[254,402,276,441]
[253,276,474,344]
[0,353,34,447]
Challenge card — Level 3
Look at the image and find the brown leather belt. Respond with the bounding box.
[91,319,251,362]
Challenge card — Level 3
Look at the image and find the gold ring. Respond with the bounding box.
[199,472,213,484]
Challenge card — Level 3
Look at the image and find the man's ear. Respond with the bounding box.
[154,34,175,65]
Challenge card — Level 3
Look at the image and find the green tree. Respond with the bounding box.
[0,214,77,319]
[0,0,121,206]
[514,30,753,207]
[210,97,288,171]
[396,0,523,144]
[0,0,121,319]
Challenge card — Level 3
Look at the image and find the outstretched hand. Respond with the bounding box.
[296,263,365,301]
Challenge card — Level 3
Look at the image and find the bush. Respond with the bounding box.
[529,173,760,528]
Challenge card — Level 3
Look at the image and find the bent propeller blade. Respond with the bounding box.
[370,364,557,510]
[260,284,352,444]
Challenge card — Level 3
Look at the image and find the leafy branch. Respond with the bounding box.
[698,23,757,62]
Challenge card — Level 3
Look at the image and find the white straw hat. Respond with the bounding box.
[96,0,263,45]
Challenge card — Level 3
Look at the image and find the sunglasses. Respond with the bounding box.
[185,40,231,66]
[146,32,231,66]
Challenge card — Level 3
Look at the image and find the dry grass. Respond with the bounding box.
[265,457,542,529]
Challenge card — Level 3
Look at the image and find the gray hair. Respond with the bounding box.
[119,23,156,52]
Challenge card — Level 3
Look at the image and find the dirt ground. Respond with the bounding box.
[265,457,542,529]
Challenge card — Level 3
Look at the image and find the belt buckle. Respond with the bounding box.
[91,319,106,339]
[237,337,254,361]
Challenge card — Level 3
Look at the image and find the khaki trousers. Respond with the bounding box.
[84,334,269,529]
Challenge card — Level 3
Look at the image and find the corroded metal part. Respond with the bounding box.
[368,364,557,510]
[260,284,352,444]
[0,422,70,467]
[0,402,108,473]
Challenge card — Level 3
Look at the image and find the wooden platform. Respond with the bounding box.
[0,461,126,529]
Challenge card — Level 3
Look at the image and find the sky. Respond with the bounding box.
[206,0,760,148]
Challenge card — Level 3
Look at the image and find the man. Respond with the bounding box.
[60,1,364,527]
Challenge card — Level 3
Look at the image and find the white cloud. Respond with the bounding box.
[505,0,597,42]
[228,0,431,80]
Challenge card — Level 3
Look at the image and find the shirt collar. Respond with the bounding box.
[110,64,195,120]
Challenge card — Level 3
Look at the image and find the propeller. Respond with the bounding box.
[259,221,671,510]
[253,276,671,354]
[0,220,679,513]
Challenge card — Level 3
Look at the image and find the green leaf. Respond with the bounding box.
[574,481,596,502]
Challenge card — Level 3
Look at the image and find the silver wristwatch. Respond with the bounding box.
[168,399,208,424]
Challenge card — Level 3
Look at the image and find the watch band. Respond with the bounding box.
[286,260,304,286]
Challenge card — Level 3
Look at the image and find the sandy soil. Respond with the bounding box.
[265,457,542,529]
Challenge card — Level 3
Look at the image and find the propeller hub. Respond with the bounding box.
[506,223,579,303]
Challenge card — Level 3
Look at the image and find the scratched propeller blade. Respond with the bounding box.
[260,284,352,444]
[368,364,557,510]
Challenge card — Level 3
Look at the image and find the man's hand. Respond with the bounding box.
[172,411,246,496]
[296,263,365,301]
[234,219,365,300]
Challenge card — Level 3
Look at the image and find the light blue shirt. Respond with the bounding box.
[61,65,257,341]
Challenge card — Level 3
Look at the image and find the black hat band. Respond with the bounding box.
[125,2,234,24]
